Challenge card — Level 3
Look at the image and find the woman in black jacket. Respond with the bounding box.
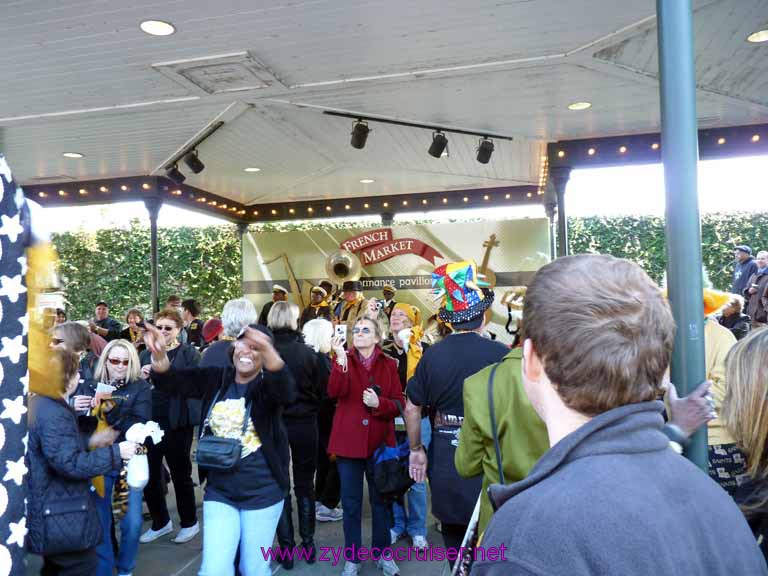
[143,321,297,576]
[27,349,138,575]
[91,339,152,576]
[138,309,202,545]
[268,301,323,566]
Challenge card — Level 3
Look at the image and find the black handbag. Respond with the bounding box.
[195,384,252,471]
[372,400,414,504]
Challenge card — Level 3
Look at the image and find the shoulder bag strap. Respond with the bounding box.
[199,371,226,439]
[487,362,504,485]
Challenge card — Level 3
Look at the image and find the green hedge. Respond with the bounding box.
[568,212,768,290]
[53,220,242,320]
[53,213,766,320]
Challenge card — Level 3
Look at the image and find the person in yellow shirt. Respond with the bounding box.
[703,289,742,496]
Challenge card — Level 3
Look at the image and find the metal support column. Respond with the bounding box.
[550,166,572,258]
[144,198,162,314]
[237,222,249,295]
[543,180,558,261]
[657,0,707,470]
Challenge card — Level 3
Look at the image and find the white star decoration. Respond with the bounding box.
[0,155,11,184]
[21,433,28,453]
[0,336,27,364]
[0,275,26,303]
[16,256,27,275]
[19,372,29,395]
[18,314,28,336]
[0,215,23,244]
[0,396,26,425]
[3,457,27,486]
[6,518,26,548]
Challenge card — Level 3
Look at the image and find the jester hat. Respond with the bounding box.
[432,260,494,326]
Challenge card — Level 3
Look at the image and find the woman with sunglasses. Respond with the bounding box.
[91,339,151,576]
[328,317,404,576]
[143,322,296,576]
[138,309,202,545]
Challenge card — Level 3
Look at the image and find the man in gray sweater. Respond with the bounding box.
[472,254,767,576]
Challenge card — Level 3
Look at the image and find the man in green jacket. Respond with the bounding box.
[455,348,549,535]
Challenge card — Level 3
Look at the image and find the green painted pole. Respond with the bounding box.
[656,0,708,470]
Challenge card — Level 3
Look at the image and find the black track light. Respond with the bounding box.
[476,138,495,164]
[350,120,370,149]
[428,131,448,158]
[166,164,186,184]
[183,150,205,174]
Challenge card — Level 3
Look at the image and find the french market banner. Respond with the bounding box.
[243,219,550,344]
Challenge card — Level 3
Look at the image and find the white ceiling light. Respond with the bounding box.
[243,167,261,173]
[360,178,375,184]
[568,101,592,111]
[140,20,176,36]
[747,29,768,43]
[62,152,84,158]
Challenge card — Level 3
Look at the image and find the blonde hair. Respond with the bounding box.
[94,339,142,384]
[267,301,299,331]
[723,328,768,512]
[303,318,333,354]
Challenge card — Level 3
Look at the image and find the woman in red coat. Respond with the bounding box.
[328,316,404,576]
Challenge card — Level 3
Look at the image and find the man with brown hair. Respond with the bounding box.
[472,254,766,576]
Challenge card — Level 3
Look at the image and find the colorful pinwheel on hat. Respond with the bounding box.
[432,260,495,326]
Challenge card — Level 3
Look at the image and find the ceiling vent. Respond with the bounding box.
[152,51,287,95]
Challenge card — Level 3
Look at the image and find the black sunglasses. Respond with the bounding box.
[156,325,176,332]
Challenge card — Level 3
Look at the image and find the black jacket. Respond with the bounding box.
[719,312,752,340]
[141,344,201,429]
[151,364,297,492]
[104,378,152,442]
[93,316,122,341]
[200,339,234,368]
[734,257,759,295]
[26,395,122,555]
[272,328,322,419]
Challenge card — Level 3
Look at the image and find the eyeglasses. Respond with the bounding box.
[351,327,372,335]
[156,325,176,332]
[107,358,129,366]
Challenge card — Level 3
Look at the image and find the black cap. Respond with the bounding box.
[342,280,363,292]
[95,300,108,307]
[735,245,752,255]
[237,323,274,341]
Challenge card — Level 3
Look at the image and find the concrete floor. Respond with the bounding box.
[26,481,450,576]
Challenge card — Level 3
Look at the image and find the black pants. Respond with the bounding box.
[41,549,97,575]
[316,405,341,508]
[441,523,468,552]
[144,426,197,529]
[286,415,318,499]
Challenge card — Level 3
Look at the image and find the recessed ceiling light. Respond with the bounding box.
[752,134,761,143]
[747,29,768,43]
[244,167,261,173]
[567,101,592,111]
[62,152,84,159]
[140,20,176,36]
[360,178,375,184]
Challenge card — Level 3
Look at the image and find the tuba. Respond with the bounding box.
[325,249,362,285]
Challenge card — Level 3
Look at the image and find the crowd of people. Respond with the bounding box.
[25,249,768,575]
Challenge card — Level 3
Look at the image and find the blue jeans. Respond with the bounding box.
[392,416,432,538]
[198,499,283,576]
[336,456,391,562]
[93,473,143,576]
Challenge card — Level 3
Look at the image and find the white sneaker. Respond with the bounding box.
[316,504,343,522]
[377,558,400,576]
[139,521,173,543]
[412,535,428,549]
[172,522,200,543]
[341,561,361,575]
[390,529,403,545]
